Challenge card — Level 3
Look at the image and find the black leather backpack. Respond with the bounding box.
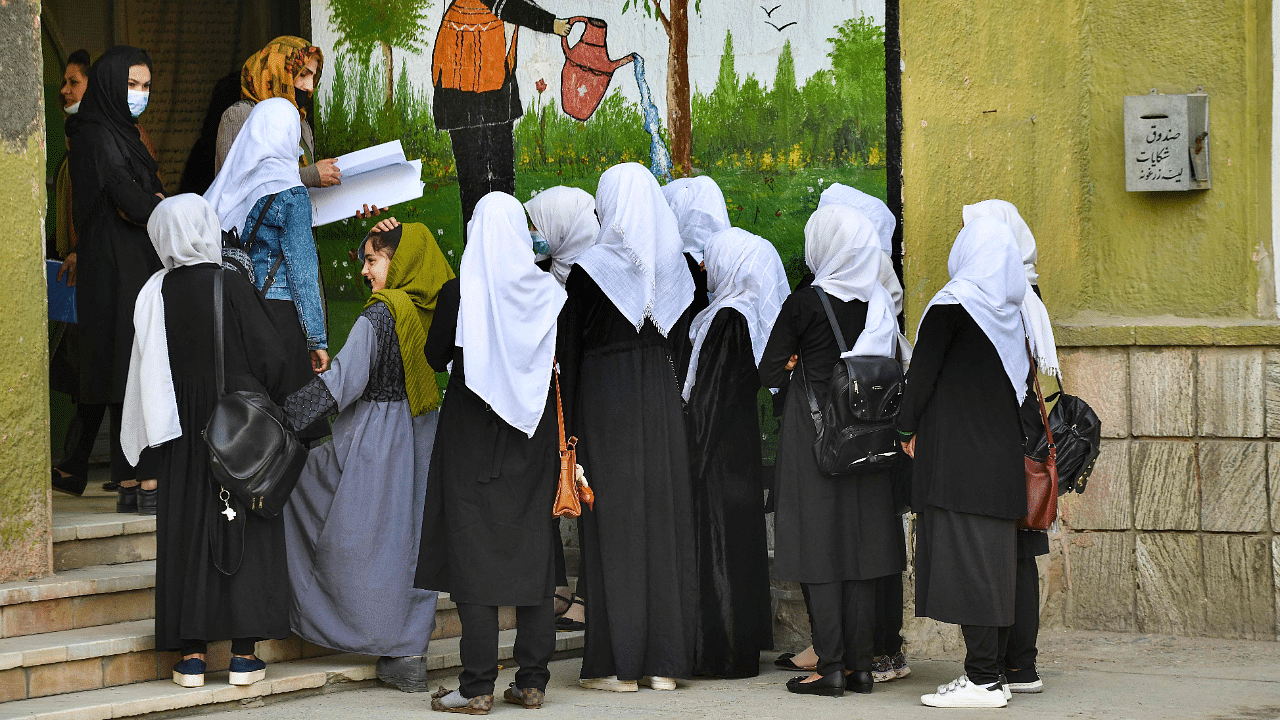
[800,287,904,476]
[202,268,307,518]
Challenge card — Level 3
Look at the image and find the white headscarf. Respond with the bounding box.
[458,192,568,437]
[683,228,789,400]
[961,199,1059,378]
[661,176,731,263]
[121,195,225,465]
[525,186,598,286]
[576,163,694,337]
[204,97,304,233]
[816,183,903,317]
[919,215,1030,404]
[805,205,903,360]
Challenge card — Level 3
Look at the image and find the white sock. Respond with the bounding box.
[438,690,470,708]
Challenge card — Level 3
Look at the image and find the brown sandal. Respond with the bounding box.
[503,684,545,709]
[430,686,493,715]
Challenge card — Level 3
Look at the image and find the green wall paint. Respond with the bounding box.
[900,0,1271,332]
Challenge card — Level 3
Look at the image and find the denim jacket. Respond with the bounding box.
[242,186,327,349]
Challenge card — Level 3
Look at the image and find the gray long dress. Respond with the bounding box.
[282,302,440,656]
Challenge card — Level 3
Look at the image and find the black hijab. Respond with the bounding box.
[66,46,160,190]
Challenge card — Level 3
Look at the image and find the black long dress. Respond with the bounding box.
[895,303,1025,627]
[414,279,561,606]
[560,266,699,682]
[152,265,296,650]
[759,287,904,585]
[684,309,773,678]
[67,105,163,403]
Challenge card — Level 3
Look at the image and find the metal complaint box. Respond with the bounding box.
[1124,91,1210,192]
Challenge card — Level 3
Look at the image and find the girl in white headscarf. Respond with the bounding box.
[205,98,329,438]
[759,205,906,697]
[525,186,598,286]
[415,192,567,713]
[817,182,905,318]
[897,216,1029,709]
[122,194,296,689]
[662,175,732,319]
[960,199,1057,696]
[680,228,786,678]
[562,163,697,692]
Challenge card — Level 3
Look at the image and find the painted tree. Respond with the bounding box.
[828,17,886,160]
[624,0,700,177]
[328,0,433,109]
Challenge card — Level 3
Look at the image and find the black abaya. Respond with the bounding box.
[414,279,560,607]
[759,287,904,584]
[152,265,296,650]
[684,310,772,678]
[560,266,699,682]
[67,47,164,405]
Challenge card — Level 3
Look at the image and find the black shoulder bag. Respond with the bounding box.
[202,268,308,517]
[800,287,905,476]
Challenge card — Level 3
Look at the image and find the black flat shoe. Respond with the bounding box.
[555,593,585,632]
[102,480,120,492]
[52,469,87,497]
[845,670,874,694]
[774,652,816,671]
[137,487,158,516]
[116,486,138,513]
[786,671,845,697]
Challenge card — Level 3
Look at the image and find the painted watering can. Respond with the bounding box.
[561,17,635,121]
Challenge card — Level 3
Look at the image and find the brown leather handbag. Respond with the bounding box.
[552,367,594,518]
[1021,344,1059,530]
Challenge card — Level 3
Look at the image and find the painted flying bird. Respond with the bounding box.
[761,4,782,16]
[766,20,797,31]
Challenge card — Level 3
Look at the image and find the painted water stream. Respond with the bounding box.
[629,53,674,183]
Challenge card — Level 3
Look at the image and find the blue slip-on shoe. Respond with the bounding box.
[172,658,206,688]
[228,656,267,686]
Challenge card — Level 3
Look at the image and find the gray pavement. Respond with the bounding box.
[199,630,1280,719]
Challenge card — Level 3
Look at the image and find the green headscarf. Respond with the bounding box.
[364,223,455,415]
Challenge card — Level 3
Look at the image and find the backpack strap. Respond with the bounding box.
[797,355,824,436]
[244,193,283,293]
[813,286,848,354]
[213,267,225,396]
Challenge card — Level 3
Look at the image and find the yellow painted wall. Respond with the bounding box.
[900,0,1271,329]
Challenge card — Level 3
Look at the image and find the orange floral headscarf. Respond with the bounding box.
[241,36,324,119]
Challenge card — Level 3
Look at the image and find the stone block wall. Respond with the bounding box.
[1042,345,1278,641]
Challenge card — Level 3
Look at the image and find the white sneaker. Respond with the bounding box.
[921,674,1008,708]
[640,676,677,690]
[998,674,1013,700]
[579,676,639,692]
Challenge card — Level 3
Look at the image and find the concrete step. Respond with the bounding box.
[50,506,155,572]
[0,629,585,720]
[0,563,155,640]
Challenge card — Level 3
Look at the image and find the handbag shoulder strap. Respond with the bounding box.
[553,359,570,454]
[1025,338,1055,458]
[813,286,848,354]
[213,267,225,396]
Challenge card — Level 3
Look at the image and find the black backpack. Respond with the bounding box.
[799,287,904,476]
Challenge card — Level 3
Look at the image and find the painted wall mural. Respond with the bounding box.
[309,0,888,310]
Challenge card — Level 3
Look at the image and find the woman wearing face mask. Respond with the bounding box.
[66,45,165,513]
[205,98,332,440]
[281,217,453,692]
[215,37,337,189]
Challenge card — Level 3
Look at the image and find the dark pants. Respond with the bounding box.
[960,625,1010,685]
[56,401,107,477]
[457,598,555,698]
[872,573,904,657]
[104,403,135,483]
[804,580,874,676]
[553,518,568,588]
[449,123,516,236]
[182,638,257,656]
[1001,556,1040,671]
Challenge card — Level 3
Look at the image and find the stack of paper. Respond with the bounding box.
[308,140,425,227]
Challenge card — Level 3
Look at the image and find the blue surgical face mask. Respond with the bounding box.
[127,89,150,118]
[64,100,81,115]
[530,230,549,256]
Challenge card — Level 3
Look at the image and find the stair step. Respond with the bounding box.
[0,563,156,640]
[0,629,585,720]
[51,512,156,573]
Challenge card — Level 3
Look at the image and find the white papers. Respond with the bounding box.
[308,140,426,227]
